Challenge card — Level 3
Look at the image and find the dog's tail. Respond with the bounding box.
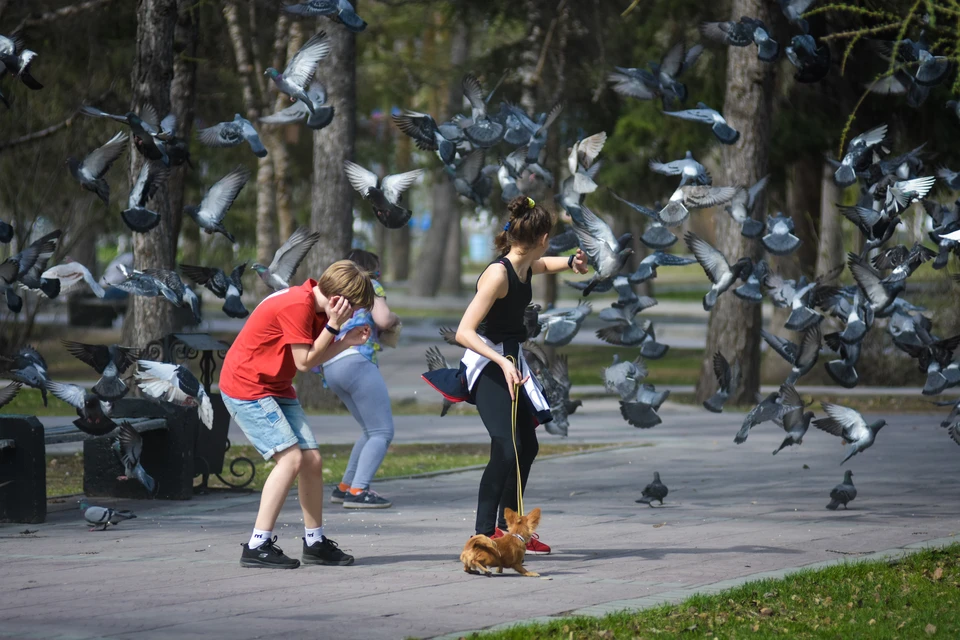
[461,534,498,562]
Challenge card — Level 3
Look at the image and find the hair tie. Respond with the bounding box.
[526,197,536,209]
[503,222,510,232]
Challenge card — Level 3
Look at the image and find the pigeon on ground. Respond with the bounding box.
[659,185,738,227]
[734,384,803,444]
[391,110,457,165]
[636,471,668,506]
[460,74,505,148]
[825,470,856,510]
[649,151,710,187]
[265,31,331,114]
[135,361,213,430]
[823,331,861,388]
[771,384,813,454]
[1,346,49,405]
[814,403,886,464]
[662,102,739,145]
[184,166,249,244]
[703,352,741,413]
[79,499,136,531]
[252,227,322,290]
[734,258,769,302]
[344,161,423,229]
[537,302,592,347]
[570,204,634,296]
[180,263,249,319]
[685,232,752,311]
[283,0,366,32]
[786,34,831,83]
[121,160,169,233]
[724,175,768,238]
[620,383,669,429]
[608,42,703,107]
[761,213,801,256]
[0,381,21,409]
[604,354,647,400]
[699,17,779,62]
[197,114,268,158]
[260,81,334,130]
[44,381,116,436]
[834,124,888,186]
[61,340,138,401]
[40,260,105,298]
[67,131,128,205]
[112,421,157,495]
[0,33,42,90]
[424,346,454,418]
[628,251,696,284]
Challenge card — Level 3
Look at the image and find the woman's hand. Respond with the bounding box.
[327,295,354,327]
[342,325,371,347]
[571,249,589,275]
[499,357,529,402]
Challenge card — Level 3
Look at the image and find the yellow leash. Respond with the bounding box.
[507,355,523,517]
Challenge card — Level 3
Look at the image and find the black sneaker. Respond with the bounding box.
[302,537,355,566]
[240,536,300,569]
[342,489,392,509]
[330,486,347,504]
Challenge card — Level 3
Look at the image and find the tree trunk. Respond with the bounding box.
[785,157,821,278]
[122,0,178,348]
[272,19,301,245]
[388,133,413,281]
[170,0,199,265]
[816,159,845,278]
[695,0,775,405]
[410,21,469,297]
[439,212,462,294]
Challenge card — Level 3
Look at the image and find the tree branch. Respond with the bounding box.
[0,114,77,151]
[14,0,117,32]
[222,0,261,119]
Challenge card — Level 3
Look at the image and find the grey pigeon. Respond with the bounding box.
[424,346,454,418]
[44,381,116,436]
[724,175,768,238]
[498,102,563,164]
[874,175,936,217]
[0,219,12,243]
[839,202,901,255]
[451,150,490,206]
[598,317,669,360]
[603,354,647,400]
[283,0,366,32]
[685,231,752,311]
[825,470,857,510]
[779,0,817,31]
[392,110,456,164]
[135,360,213,430]
[1,346,49,406]
[608,190,677,249]
[0,33,42,90]
[620,383,669,429]
[121,161,169,233]
[609,42,703,107]
[184,166,249,243]
[115,266,199,324]
[79,499,136,532]
[823,330,861,389]
[523,343,575,437]
[936,166,960,191]
[0,231,61,311]
[772,384,813,454]
[813,402,886,464]
[835,124,887,186]
[872,243,936,283]
[260,82,334,130]
[537,302,592,347]
[180,263,248,319]
[848,252,903,315]
[628,251,696,284]
[786,34,831,83]
[112,421,157,495]
[761,325,821,385]
[78,106,175,166]
[67,131,128,205]
[703,352,740,413]
[649,151,710,187]
[197,114,268,158]
[99,253,133,289]
[659,184,738,226]
[569,205,634,296]
[699,17,779,62]
[460,74,505,148]
[546,227,578,257]
[566,131,607,194]
[61,340,138,401]
[344,161,423,229]
[734,258,769,302]
[253,227,322,290]
[761,213,801,256]
[734,384,803,444]
[662,102,739,145]
[875,33,949,87]
[264,32,331,114]
[0,381,21,409]
[635,471,668,506]
[895,334,960,396]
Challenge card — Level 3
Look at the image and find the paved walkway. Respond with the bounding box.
[4,408,960,640]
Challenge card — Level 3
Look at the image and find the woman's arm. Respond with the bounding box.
[532,248,589,275]
[370,296,399,331]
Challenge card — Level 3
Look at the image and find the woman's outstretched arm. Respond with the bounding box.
[532,249,589,275]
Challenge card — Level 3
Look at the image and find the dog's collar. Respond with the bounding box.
[511,533,526,544]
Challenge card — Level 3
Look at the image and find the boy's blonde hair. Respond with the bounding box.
[317,260,375,310]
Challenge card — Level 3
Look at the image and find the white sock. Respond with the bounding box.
[305,526,324,546]
[248,528,272,549]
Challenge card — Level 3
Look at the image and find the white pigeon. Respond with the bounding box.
[42,260,105,298]
[135,360,213,430]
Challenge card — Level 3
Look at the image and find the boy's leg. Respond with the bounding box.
[255,446,303,530]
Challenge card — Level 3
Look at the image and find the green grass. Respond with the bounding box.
[45,442,624,496]
[463,544,960,639]
[563,346,704,387]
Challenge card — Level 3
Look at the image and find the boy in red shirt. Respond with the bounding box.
[220,260,375,569]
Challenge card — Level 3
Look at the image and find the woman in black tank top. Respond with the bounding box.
[455,196,588,549]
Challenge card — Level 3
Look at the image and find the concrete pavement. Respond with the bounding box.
[4,407,960,640]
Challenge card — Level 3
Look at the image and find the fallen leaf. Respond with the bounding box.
[653,522,666,528]
[760,607,774,617]
[803,464,810,469]
[934,567,943,581]
[869,619,876,625]
[751,624,759,632]
[926,623,937,635]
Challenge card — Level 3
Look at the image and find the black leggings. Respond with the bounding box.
[472,359,539,536]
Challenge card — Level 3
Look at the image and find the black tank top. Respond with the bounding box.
[477,256,532,344]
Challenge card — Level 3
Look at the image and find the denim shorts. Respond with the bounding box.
[221,392,318,460]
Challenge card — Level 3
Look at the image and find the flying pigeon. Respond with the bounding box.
[659,185,738,226]
[0,381,21,409]
[79,499,136,531]
[872,243,936,283]
[78,106,173,165]
[0,230,61,311]
[761,213,801,256]
[197,114,268,158]
[67,131,128,205]
[451,150,492,206]
[834,124,887,187]
[391,110,457,165]
[184,166,249,243]
[61,340,139,401]
[252,226,322,290]
[344,161,423,229]
[121,161,169,233]
[608,190,678,249]
[636,471,668,506]
[620,383,669,429]
[283,0,366,32]
[785,34,831,83]
[649,151,711,187]
[604,354,647,401]
[734,258,769,302]
[264,32,331,114]
[569,204,634,296]
[135,360,213,430]
[813,402,886,464]
[424,346,454,418]
[0,33,43,90]
[628,251,696,284]
[0,219,12,243]
[779,0,816,31]
[662,102,740,145]
[522,343,576,437]
[41,260,105,298]
[825,470,857,510]
[762,325,821,385]
[685,231,752,311]
[608,42,703,107]
[459,74,505,148]
[723,175,767,239]
[260,81,334,130]
[1,346,49,405]
[875,33,950,87]
[44,381,116,436]
[537,302,592,347]
[699,17,779,62]
[772,385,814,454]
[180,263,249,318]
[848,252,903,315]
[823,330,861,389]
[566,131,607,194]
[112,421,157,495]
[703,352,741,413]
[734,384,803,444]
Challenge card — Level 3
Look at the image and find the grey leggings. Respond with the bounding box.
[322,353,395,489]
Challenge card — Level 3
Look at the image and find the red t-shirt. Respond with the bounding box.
[219,279,327,400]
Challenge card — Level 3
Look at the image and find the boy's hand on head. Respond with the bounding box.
[327,295,353,327]
[343,325,371,347]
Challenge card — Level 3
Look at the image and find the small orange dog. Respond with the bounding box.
[460,507,542,577]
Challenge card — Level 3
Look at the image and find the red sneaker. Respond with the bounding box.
[525,532,551,555]
[490,528,505,539]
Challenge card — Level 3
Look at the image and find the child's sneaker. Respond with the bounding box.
[240,536,300,569]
